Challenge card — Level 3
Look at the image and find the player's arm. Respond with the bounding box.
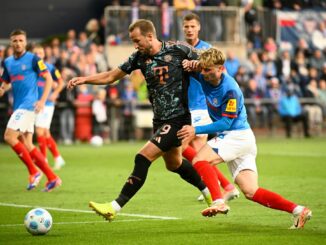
[67,68,126,89]
[35,71,53,113]
[0,65,12,97]
[49,69,64,102]
[0,82,11,97]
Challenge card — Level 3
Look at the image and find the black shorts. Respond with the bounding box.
[150,113,191,152]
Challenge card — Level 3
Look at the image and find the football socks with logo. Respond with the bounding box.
[116,154,151,208]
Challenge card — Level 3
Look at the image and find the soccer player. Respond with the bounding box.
[33,45,66,170]
[67,19,212,221]
[0,29,61,192]
[177,47,312,229]
[182,13,239,203]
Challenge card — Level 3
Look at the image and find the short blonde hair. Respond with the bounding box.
[199,48,225,67]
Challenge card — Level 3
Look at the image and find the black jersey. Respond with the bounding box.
[119,41,198,121]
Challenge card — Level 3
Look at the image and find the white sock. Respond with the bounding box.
[111,200,121,212]
[201,187,210,197]
[212,199,224,205]
[292,205,304,215]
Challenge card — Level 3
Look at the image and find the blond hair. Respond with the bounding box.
[199,48,225,67]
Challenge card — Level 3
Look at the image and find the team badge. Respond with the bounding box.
[225,99,236,112]
[145,58,152,64]
[21,64,26,71]
[164,55,172,62]
[213,98,218,105]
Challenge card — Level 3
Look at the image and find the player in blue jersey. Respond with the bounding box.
[0,29,61,191]
[67,19,212,221]
[33,45,65,170]
[178,47,312,229]
[182,13,239,204]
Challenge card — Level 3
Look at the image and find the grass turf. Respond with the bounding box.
[0,138,325,244]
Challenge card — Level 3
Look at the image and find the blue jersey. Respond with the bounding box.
[1,51,48,111]
[188,40,211,111]
[194,73,250,134]
[37,62,61,106]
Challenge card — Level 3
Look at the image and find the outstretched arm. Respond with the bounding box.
[67,68,127,89]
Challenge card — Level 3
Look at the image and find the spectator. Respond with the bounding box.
[278,87,310,138]
[85,18,102,45]
[224,50,240,77]
[244,78,268,128]
[304,79,323,135]
[92,88,110,142]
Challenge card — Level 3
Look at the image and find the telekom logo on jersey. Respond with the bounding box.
[10,75,25,82]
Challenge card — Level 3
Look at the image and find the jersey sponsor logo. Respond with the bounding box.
[153,66,169,85]
[37,60,47,71]
[10,75,24,82]
[225,99,236,112]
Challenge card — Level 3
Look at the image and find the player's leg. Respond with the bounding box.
[35,127,47,158]
[21,132,61,192]
[235,169,312,229]
[89,141,161,221]
[45,129,65,170]
[4,127,41,189]
[163,146,212,206]
[193,144,230,216]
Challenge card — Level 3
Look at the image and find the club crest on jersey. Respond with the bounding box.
[164,55,172,62]
[213,98,218,105]
[145,58,152,64]
[226,99,236,112]
[21,64,26,71]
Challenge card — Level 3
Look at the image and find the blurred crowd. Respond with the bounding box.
[0,1,326,143]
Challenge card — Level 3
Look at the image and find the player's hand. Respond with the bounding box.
[177,125,196,142]
[48,92,58,102]
[0,87,5,97]
[182,60,200,72]
[67,77,86,89]
[34,100,45,113]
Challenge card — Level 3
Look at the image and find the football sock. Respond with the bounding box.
[213,167,233,190]
[46,136,60,158]
[193,160,223,200]
[172,159,206,191]
[37,136,47,157]
[116,154,151,208]
[182,146,197,162]
[252,187,297,213]
[12,142,38,175]
[29,147,57,181]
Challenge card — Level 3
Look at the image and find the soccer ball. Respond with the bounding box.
[90,135,103,147]
[24,208,52,235]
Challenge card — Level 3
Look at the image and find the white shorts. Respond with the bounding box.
[35,106,55,129]
[191,109,212,137]
[7,109,36,133]
[207,128,258,180]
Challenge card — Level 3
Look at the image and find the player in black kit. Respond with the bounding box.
[67,19,212,221]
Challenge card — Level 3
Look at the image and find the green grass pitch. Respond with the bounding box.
[0,138,325,245]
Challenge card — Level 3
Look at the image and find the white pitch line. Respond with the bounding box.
[0,219,164,227]
[0,202,179,220]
